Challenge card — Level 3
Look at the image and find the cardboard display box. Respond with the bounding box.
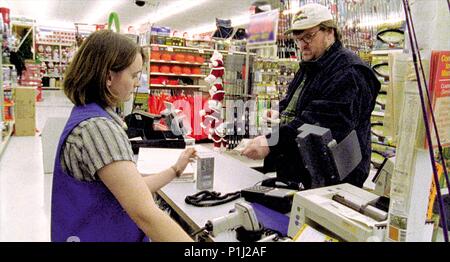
[14,87,36,136]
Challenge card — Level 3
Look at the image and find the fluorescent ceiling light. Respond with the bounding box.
[232,15,250,27]
[185,23,215,35]
[5,0,51,22]
[82,0,128,24]
[5,0,126,29]
[130,0,210,28]
[37,20,77,31]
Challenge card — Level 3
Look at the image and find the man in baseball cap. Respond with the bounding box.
[243,3,381,190]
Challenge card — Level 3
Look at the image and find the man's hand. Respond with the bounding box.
[241,135,270,160]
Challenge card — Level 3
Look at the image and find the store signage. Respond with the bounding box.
[108,12,120,33]
[429,50,450,147]
[95,24,106,31]
[247,9,279,46]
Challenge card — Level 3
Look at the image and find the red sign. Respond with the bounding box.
[429,51,450,147]
[95,24,106,31]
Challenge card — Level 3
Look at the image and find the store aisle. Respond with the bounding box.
[0,90,72,242]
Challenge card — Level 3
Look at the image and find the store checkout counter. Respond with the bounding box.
[138,146,268,242]
[135,122,391,242]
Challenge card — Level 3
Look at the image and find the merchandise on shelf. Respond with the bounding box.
[148,26,172,46]
[146,90,209,141]
[2,64,16,123]
[338,0,404,60]
[36,28,76,45]
[3,96,13,121]
[277,0,298,59]
[248,56,301,137]
[252,58,278,96]
[35,41,75,88]
[147,45,209,91]
[252,58,298,98]
[371,54,390,85]
[134,92,150,112]
[142,43,252,142]
[374,22,405,51]
[368,51,397,171]
[439,147,450,184]
[20,63,42,101]
[229,39,247,53]
[0,26,15,152]
[276,59,299,97]
[222,53,246,98]
[199,50,227,151]
[34,27,78,89]
[185,39,214,49]
[142,25,228,50]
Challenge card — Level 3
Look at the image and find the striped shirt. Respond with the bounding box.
[61,107,135,181]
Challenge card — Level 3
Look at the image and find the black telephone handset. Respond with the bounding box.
[260,177,304,191]
[241,178,302,213]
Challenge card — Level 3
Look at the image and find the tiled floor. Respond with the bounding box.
[0,90,72,241]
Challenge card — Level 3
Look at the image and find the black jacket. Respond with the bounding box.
[264,41,380,189]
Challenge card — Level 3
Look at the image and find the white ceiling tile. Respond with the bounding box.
[4,0,257,33]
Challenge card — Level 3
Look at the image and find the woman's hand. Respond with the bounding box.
[173,147,197,175]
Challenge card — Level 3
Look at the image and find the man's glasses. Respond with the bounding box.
[294,29,322,45]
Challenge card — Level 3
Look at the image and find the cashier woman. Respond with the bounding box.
[51,30,196,242]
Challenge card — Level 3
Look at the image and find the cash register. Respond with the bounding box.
[124,101,190,153]
[287,183,388,242]
[242,124,363,213]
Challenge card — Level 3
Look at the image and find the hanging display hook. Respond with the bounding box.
[108,12,120,33]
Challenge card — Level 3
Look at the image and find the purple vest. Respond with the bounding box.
[51,103,146,242]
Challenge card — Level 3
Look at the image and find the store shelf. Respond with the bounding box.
[42,86,62,90]
[372,111,385,117]
[147,44,251,56]
[12,22,33,28]
[0,121,14,158]
[372,140,396,148]
[370,49,403,55]
[147,44,206,52]
[149,84,206,89]
[41,59,68,63]
[150,59,208,66]
[150,72,206,78]
[42,74,62,78]
[3,64,15,67]
[36,41,73,47]
[225,94,253,98]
